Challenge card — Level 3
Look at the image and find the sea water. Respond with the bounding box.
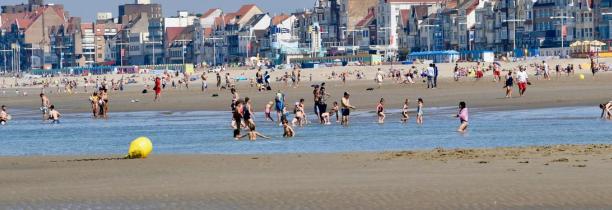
[0,106,610,156]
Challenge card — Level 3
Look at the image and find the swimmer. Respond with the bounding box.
[456,101,469,132]
[416,98,424,125]
[376,98,385,123]
[401,99,410,123]
[237,123,270,141]
[48,105,61,124]
[264,101,274,121]
[282,118,295,138]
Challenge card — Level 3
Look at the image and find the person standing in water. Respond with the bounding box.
[48,105,61,124]
[341,92,356,126]
[376,98,385,123]
[40,93,51,121]
[264,101,274,122]
[0,105,10,125]
[232,100,244,140]
[154,77,162,102]
[456,101,469,132]
[275,90,286,123]
[401,99,410,123]
[416,98,424,125]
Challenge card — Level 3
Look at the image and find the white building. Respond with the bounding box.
[376,0,438,54]
[164,11,198,29]
[200,8,223,28]
[238,14,271,57]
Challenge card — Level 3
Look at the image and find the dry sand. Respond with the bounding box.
[1,144,612,209]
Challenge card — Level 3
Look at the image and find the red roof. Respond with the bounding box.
[271,14,290,25]
[166,27,187,43]
[202,8,220,19]
[385,0,440,3]
[236,4,257,17]
[0,5,66,31]
[355,7,376,28]
[400,9,410,26]
[203,27,213,37]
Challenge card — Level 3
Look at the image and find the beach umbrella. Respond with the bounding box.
[570,41,582,47]
[591,40,606,46]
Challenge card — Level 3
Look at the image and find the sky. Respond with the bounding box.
[3,0,314,21]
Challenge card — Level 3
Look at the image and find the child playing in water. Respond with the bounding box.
[282,118,295,138]
[416,98,424,125]
[456,101,469,132]
[401,99,410,123]
[331,101,340,122]
[264,101,274,121]
[376,98,385,123]
[237,123,270,141]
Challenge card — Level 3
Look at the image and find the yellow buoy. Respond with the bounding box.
[579,74,585,80]
[127,137,153,159]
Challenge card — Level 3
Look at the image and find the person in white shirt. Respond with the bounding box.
[426,64,435,89]
[516,67,529,96]
[543,61,550,80]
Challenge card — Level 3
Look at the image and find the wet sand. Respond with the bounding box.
[1,144,612,209]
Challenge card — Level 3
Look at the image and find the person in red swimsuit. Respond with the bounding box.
[154,77,162,102]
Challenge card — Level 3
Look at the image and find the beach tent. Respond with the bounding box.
[407,50,459,63]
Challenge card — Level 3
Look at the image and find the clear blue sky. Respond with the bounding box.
[3,0,314,21]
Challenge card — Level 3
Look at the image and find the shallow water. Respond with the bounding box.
[0,106,610,156]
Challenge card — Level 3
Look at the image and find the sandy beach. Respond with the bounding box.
[1,144,612,209]
[1,59,612,114]
[2,59,612,209]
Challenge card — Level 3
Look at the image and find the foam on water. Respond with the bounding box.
[0,106,610,156]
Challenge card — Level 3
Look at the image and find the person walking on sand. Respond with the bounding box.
[48,105,61,124]
[154,77,162,102]
[40,93,51,121]
[216,72,222,90]
[516,68,529,96]
[375,68,383,88]
[201,72,208,92]
[416,98,424,125]
[377,98,385,124]
[433,63,439,88]
[341,92,356,126]
[0,105,10,125]
[591,57,597,78]
[426,64,435,89]
[456,101,469,132]
[401,99,410,123]
[504,71,514,98]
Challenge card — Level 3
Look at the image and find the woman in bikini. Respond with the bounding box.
[401,99,410,123]
[376,98,385,124]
